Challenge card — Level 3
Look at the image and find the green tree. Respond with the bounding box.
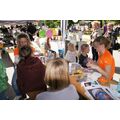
[68,20,81,29]
[45,20,60,28]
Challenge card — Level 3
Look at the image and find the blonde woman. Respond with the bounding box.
[91,21,102,40]
[36,58,79,100]
[87,36,115,85]
[104,22,117,54]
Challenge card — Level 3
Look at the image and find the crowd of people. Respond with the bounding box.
[0,31,79,100]
[0,21,120,100]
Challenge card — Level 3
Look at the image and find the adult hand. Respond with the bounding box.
[104,32,110,38]
[87,58,94,64]
[86,62,99,70]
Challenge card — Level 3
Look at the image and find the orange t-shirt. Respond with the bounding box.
[14,47,35,56]
[97,49,115,83]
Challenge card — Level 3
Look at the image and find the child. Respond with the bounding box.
[65,43,77,63]
[79,44,90,68]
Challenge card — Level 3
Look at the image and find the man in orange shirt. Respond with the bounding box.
[87,36,115,84]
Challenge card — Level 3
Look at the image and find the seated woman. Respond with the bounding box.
[36,58,79,100]
[17,46,47,99]
[87,36,115,84]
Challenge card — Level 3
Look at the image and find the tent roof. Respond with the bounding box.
[0,20,35,25]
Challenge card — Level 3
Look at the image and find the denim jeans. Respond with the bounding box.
[12,68,21,96]
[58,49,64,58]
[0,90,9,100]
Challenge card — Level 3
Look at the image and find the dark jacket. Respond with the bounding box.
[17,57,47,95]
[79,54,88,68]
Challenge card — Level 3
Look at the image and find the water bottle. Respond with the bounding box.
[117,79,120,93]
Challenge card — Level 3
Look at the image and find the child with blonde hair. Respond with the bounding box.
[65,43,77,63]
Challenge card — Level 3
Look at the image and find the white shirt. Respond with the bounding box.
[36,85,79,100]
[65,50,77,63]
[79,31,83,39]
[91,28,103,41]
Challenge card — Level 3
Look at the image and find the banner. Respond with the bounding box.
[46,29,52,38]
[39,30,46,38]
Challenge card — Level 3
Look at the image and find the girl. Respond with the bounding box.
[65,43,77,63]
